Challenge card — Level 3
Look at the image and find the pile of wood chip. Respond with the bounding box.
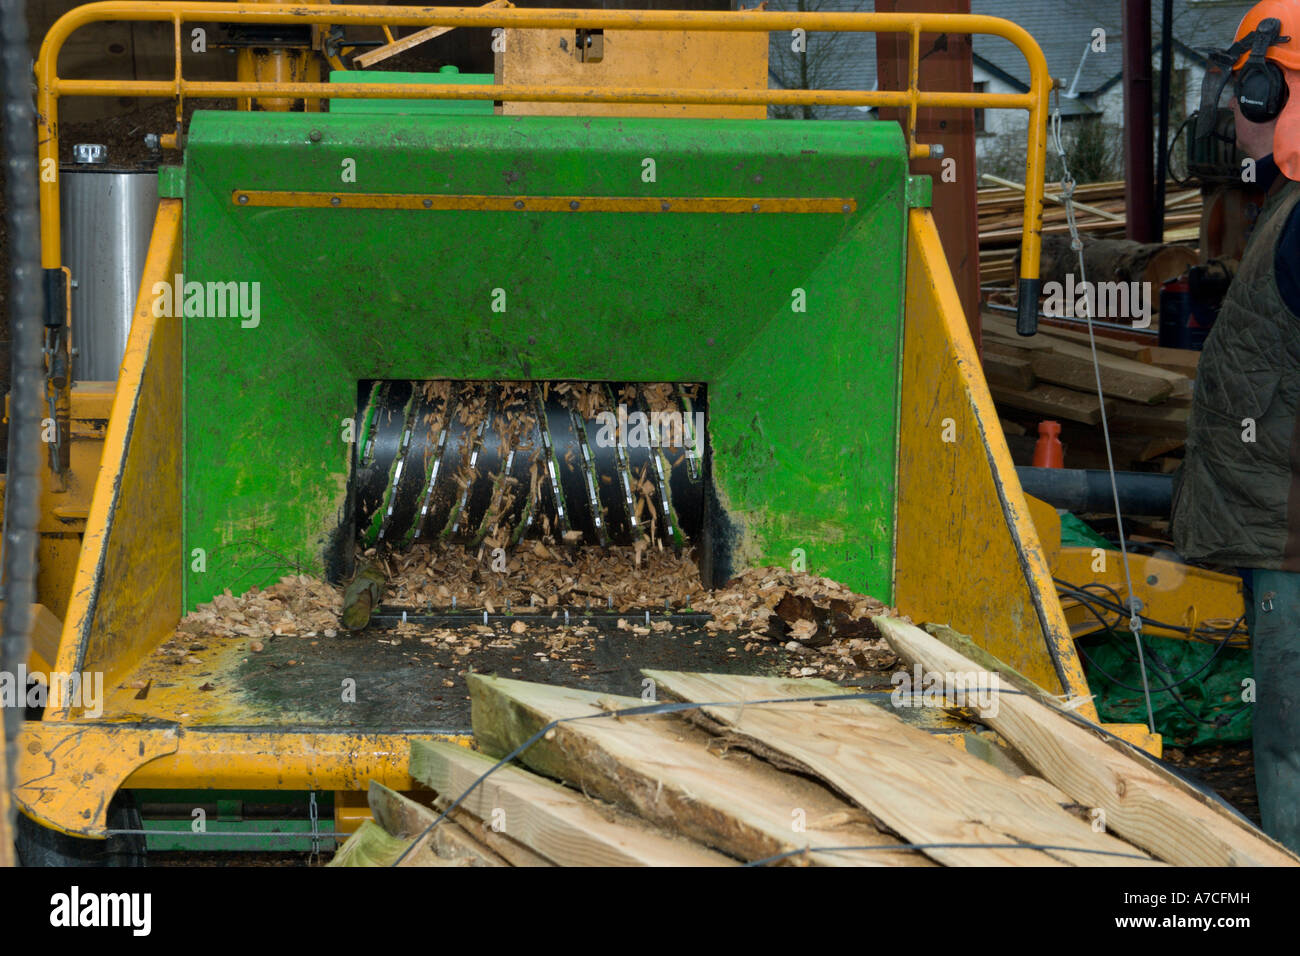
[172,575,343,649]
[376,541,707,612]
[167,550,903,683]
[694,567,902,678]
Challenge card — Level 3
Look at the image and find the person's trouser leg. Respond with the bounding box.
[1250,568,1300,852]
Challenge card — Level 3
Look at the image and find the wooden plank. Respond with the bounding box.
[1109,401,1189,439]
[980,174,1124,221]
[1138,436,1186,460]
[986,326,1190,398]
[465,674,925,866]
[327,819,468,868]
[369,780,553,867]
[1025,350,1172,405]
[368,782,509,867]
[1026,324,1153,363]
[410,738,734,866]
[875,616,1300,867]
[985,337,1173,407]
[985,314,1155,363]
[981,350,1036,390]
[643,670,1157,867]
[1147,345,1201,376]
[921,623,1056,704]
[989,382,1109,425]
[431,799,556,867]
[352,0,510,68]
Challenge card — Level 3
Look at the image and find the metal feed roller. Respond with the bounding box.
[354,381,706,551]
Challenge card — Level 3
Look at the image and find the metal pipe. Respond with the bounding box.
[1,0,47,854]
[1017,466,1173,516]
[34,3,1054,305]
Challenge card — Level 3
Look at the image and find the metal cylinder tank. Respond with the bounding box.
[60,149,159,382]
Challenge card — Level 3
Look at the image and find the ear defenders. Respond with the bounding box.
[1236,16,1290,123]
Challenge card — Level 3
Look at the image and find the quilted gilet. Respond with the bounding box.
[1172,178,1300,568]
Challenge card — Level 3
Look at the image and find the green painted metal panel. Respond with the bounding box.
[143,820,330,852]
[329,66,495,114]
[182,110,908,610]
[135,789,333,852]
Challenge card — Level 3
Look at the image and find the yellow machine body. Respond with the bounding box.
[11,4,1172,840]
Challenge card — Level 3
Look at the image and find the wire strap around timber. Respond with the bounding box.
[231,190,857,214]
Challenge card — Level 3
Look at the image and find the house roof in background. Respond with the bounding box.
[765,0,1258,102]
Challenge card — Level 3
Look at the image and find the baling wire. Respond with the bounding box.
[383,680,1240,867]
[1049,93,1157,736]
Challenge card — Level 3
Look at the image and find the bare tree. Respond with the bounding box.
[765,0,872,120]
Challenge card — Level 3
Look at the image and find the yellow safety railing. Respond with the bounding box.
[36,3,1053,321]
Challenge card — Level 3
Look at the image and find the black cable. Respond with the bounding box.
[1055,578,1248,646]
[1061,583,1245,646]
[1068,599,1247,728]
[1141,638,1251,728]
[1059,579,1249,728]
[1077,641,1244,729]
[1,0,47,845]
[1064,585,1244,687]
[1166,114,1196,187]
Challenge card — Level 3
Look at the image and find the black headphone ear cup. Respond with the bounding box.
[1238,61,1287,122]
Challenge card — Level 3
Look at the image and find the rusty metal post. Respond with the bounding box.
[875,0,981,345]
[1123,0,1155,241]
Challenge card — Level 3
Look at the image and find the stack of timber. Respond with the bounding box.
[332,616,1296,867]
[980,312,1199,472]
[978,177,1202,287]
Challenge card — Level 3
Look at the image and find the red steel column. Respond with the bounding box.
[875,0,981,345]
[1123,0,1156,241]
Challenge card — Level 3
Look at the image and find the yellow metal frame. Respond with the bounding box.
[897,210,1092,712]
[896,210,1157,754]
[20,5,1069,836]
[1022,495,1246,645]
[36,3,1052,283]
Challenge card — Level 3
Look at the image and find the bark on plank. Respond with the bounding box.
[431,799,555,867]
[875,616,1300,867]
[370,780,553,867]
[411,738,732,867]
[466,674,924,866]
[368,782,509,867]
[643,670,1157,867]
[327,819,467,868]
